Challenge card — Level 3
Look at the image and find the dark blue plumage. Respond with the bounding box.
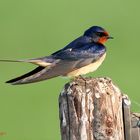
[52,36,106,60]
[1,26,113,85]
[84,26,107,37]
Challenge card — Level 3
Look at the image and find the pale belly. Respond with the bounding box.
[66,53,106,77]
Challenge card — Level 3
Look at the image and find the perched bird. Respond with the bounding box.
[0,26,113,85]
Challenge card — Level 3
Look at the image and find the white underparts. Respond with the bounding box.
[66,53,106,77]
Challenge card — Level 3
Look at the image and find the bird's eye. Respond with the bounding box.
[96,32,101,36]
[96,32,107,37]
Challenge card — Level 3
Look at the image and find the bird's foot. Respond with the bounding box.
[74,75,86,81]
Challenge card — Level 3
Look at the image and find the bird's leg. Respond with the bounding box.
[70,76,80,82]
[78,75,88,93]
[73,75,87,93]
[72,76,80,81]
[77,75,88,91]
[78,75,86,81]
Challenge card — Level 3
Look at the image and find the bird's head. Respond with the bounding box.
[84,26,113,44]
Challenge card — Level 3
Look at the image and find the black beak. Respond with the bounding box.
[107,36,114,39]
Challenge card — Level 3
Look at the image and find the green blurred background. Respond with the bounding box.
[0,0,140,139]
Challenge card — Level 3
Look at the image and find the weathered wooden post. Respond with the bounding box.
[122,95,140,140]
[131,113,140,140]
[59,77,124,140]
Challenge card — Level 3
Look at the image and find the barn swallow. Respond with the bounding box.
[0,26,113,85]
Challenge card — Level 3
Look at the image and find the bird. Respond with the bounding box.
[0,26,113,85]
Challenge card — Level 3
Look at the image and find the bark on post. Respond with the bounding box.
[131,113,140,140]
[122,95,131,140]
[59,77,124,140]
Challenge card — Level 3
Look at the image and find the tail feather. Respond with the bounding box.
[6,66,45,84]
[0,59,24,62]
[0,59,52,67]
[6,65,60,85]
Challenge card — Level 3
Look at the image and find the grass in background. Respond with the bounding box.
[0,0,140,139]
